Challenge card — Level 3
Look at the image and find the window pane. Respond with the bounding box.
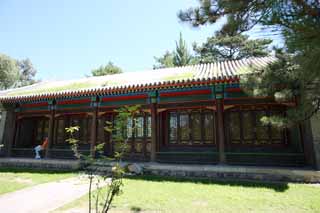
[169,113,177,143]
[97,118,105,143]
[86,118,92,142]
[255,111,269,144]
[230,112,241,143]
[192,112,201,142]
[126,118,133,139]
[135,117,144,138]
[36,120,43,141]
[242,112,254,143]
[146,116,151,138]
[180,113,190,141]
[204,113,214,143]
[43,120,49,137]
[56,119,65,144]
[270,111,283,141]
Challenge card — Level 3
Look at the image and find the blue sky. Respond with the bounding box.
[0,0,279,81]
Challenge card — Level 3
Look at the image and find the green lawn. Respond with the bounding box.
[55,176,320,213]
[0,168,74,195]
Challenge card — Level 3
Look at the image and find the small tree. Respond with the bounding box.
[66,105,141,213]
[153,51,175,69]
[91,62,123,76]
[153,33,196,68]
[0,53,20,89]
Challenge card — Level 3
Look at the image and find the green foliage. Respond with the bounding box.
[91,61,123,76]
[0,54,37,90]
[154,33,196,69]
[16,58,37,87]
[173,32,194,66]
[0,54,19,89]
[66,105,141,213]
[65,126,81,159]
[153,51,175,69]
[179,0,320,125]
[193,33,272,63]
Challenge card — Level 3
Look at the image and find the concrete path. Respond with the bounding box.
[0,177,91,213]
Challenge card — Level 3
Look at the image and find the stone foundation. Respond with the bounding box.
[143,163,320,183]
[86,161,320,183]
[1,158,319,183]
[0,158,80,171]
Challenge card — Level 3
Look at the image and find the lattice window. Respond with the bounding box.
[115,113,151,140]
[134,116,144,138]
[146,116,151,138]
[169,112,178,143]
[204,113,215,143]
[54,116,91,145]
[191,112,201,143]
[168,109,215,145]
[227,107,286,145]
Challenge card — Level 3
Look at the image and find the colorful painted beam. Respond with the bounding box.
[18,101,50,112]
[158,87,214,103]
[224,83,247,99]
[99,93,149,107]
[56,97,92,110]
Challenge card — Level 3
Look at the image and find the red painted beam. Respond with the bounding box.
[57,98,91,105]
[225,88,242,93]
[20,102,49,108]
[159,89,211,97]
[101,94,148,102]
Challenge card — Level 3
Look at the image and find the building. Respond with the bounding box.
[0,57,318,168]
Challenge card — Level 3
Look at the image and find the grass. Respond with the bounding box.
[54,175,320,213]
[0,167,75,195]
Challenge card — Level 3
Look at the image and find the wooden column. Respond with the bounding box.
[150,103,157,162]
[90,100,98,158]
[45,107,55,159]
[6,108,18,157]
[216,99,226,164]
[300,120,316,168]
[149,92,158,162]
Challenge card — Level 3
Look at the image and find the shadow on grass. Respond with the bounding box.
[125,175,289,192]
[0,167,74,174]
[130,206,142,212]
[0,168,289,192]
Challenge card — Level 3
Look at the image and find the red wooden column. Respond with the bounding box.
[45,101,55,158]
[150,92,158,162]
[90,97,98,158]
[215,85,226,164]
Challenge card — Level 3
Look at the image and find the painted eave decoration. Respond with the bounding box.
[0,57,275,103]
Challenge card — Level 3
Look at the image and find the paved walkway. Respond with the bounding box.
[0,177,91,213]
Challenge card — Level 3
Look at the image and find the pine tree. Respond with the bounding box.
[173,33,193,66]
[153,33,196,69]
[178,0,320,125]
[193,32,272,63]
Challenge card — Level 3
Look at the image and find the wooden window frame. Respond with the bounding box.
[226,106,288,147]
[167,109,216,146]
[54,114,92,145]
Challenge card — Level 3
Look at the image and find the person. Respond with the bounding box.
[34,137,48,159]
